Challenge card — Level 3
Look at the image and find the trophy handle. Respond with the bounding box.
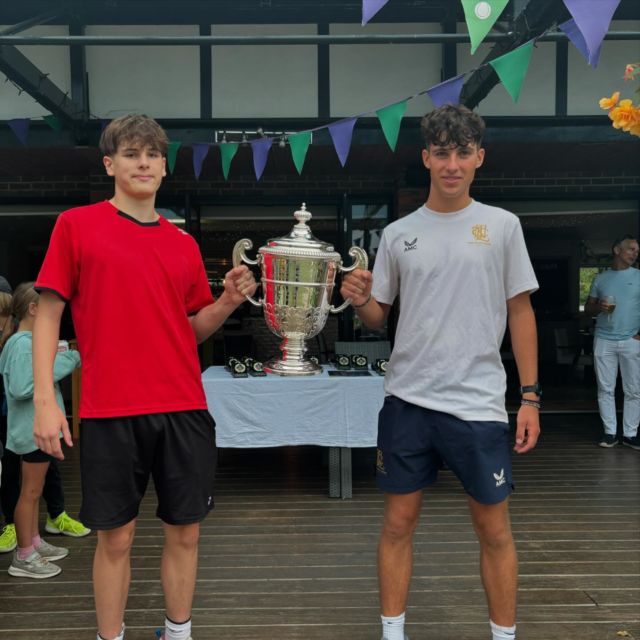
[329,246,369,314]
[232,239,264,308]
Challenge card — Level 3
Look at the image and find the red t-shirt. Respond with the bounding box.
[36,201,215,418]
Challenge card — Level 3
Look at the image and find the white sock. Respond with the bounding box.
[97,623,125,640]
[381,612,405,640]
[490,620,516,640]
[164,616,192,640]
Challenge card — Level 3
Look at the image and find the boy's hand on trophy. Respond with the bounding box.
[341,268,373,307]
[223,265,258,305]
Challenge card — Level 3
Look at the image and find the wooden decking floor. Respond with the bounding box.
[0,413,638,640]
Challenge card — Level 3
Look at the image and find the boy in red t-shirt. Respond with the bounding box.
[32,114,257,640]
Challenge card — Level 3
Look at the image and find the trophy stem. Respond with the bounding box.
[264,333,322,376]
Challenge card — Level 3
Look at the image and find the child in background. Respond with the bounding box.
[0,283,80,578]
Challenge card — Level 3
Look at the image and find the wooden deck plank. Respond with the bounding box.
[0,416,638,639]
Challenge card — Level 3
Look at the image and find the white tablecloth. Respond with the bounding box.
[201,366,384,448]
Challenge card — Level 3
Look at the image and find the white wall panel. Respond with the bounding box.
[0,25,70,119]
[86,25,200,118]
[330,23,440,118]
[211,24,317,118]
[567,21,640,115]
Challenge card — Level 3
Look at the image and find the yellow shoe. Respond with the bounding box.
[45,512,91,538]
[0,524,17,553]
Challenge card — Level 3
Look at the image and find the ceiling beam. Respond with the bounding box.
[0,44,86,124]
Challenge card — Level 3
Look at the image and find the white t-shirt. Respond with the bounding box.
[372,200,538,422]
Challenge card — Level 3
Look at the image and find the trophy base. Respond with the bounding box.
[264,358,322,376]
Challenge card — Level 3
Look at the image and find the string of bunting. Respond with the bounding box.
[1,0,622,179]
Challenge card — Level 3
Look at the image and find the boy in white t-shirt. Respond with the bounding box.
[341,104,540,640]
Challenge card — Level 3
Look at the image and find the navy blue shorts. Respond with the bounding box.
[376,396,513,504]
[79,410,217,529]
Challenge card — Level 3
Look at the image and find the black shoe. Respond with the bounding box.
[598,434,619,448]
[622,436,640,450]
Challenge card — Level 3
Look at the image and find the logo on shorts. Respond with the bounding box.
[376,449,387,474]
[404,237,418,252]
[493,468,506,487]
[207,496,212,506]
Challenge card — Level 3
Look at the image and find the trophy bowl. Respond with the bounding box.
[232,203,368,375]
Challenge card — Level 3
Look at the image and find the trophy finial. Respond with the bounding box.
[293,203,312,233]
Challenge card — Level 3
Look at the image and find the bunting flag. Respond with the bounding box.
[562,0,621,67]
[489,40,534,103]
[43,115,62,132]
[376,101,407,152]
[220,142,239,180]
[192,143,210,180]
[559,19,602,68]
[8,118,29,146]
[166,141,182,174]
[461,0,509,54]
[100,119,110,132]
[289,131,311,175]
[328,118,357,167]
[251,137,273,181]
[362,0,390,26]
[426,74,466,107]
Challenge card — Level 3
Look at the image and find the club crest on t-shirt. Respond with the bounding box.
[470,224,490,244]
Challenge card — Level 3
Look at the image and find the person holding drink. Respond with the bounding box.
[341,104,540,640]
[585,235,640,450]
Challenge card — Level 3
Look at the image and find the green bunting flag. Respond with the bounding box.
[489,40,534,103]
[289,132,311,175]
[220,142,239,180]
[167,141,182,174]
[43,115,62,132]
[461,0,509,54]
[376,101,407,152]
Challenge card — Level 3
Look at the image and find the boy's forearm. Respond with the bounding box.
[32,297,64,402]
[190,293,239,344]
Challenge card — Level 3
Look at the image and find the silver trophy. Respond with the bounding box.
[232,203,368,376]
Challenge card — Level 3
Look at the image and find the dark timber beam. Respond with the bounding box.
[0,45,86,124]
[460,0,569,109]
[0,8,61,36]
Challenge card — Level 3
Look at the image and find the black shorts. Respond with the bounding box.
[376,396,513,505]
[22,449,56,464]
[79,410,217,529]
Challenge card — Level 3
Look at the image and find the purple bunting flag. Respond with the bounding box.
[562,0,621,67]
[251,138,273,181]
[192,143,210,180]
[426,74,466,108]
[362,0,390,26]
[8,118,29,146]
[328,118,357,167]
[100,119,110,132]
[559,19,603,67]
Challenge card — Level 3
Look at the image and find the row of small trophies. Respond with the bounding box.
[226,354,388,377]
[225,356,267,378]
[333,354,388,376]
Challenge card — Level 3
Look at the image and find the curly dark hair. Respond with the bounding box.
[99,114,169,157]
[420,104,486,149]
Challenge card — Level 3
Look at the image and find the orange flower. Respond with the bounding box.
[599,91,620,110]
[609,100,639,132]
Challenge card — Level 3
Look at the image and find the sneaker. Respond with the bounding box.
[598,434,618,448]
[155,633,193,640]
[45,511,91,537]
[8,550,62,579]
[35,538,69,561]
[622,435,640,450]
[0,524,17,553]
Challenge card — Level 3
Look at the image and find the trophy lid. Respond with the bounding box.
[259,203,341,261]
